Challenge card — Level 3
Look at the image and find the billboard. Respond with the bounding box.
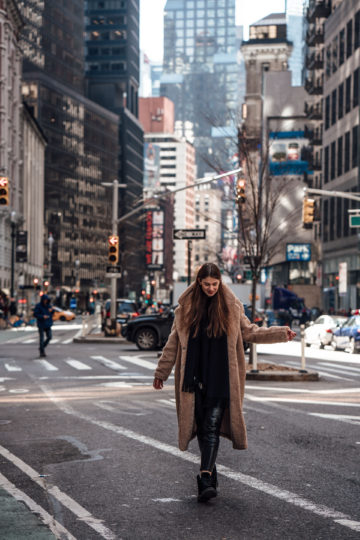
[269,131,313,176]
[144,142,161,190]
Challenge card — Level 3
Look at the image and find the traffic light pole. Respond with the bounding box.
[110,179,118,326]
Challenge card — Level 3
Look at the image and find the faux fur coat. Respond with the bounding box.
[154,283,289,451]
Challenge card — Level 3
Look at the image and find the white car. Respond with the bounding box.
[304,315,347,348]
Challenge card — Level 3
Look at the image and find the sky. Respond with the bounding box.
[139,0,286,62]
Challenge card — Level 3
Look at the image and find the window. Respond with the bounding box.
[345,75,351,113]
[346,19,353,58]
[352,125,358,169]
[331,88,337,125]
[332,35,338,73]
[325,95,330,129]
[339,28,345,64]
[355,11,360,50]
[325,45,331,79]
[324,145,329,183]
[354,67,359,108]
[330,141,336,180]
[337,136,343,177]
[338,82,344,119]
[344,131,350,172]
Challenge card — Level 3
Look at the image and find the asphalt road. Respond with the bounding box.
[0,322,359,540]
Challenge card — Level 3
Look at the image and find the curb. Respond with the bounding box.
[245,370,319,381]
[73,336,126,344]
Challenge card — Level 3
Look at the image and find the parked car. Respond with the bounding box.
[121,308,175,350]
[52,306,76,322]
[331,315,360,354]
[304,315,347,348]
[101,299,139,330]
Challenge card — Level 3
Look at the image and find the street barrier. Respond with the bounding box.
[81,312,101,337]
[250,343,258,373]
[300,324,307,372]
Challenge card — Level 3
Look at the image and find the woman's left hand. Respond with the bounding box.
[285,327,296,341]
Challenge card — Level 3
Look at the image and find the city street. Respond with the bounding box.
[0,323,359,539]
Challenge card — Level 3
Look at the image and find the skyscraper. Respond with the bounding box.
[161,0,238,178]
[84,0,145,297]
[19,0,119,296]
[286,0,307,86]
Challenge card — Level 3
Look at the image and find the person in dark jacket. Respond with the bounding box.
[34,294,54,358]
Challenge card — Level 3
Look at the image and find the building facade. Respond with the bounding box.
[322,0,360,311]
[161,0,238,178]
[139,96,175,134]
[193,184,222,274]
[0,0,23,293]
[286,0,308,86]
[85,0,145,298]
[19,0,120,300]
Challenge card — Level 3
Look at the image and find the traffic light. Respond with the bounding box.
[302,197,315,229]
[108,235,119,264]
[236,177,246,205]
[0,177,9,206]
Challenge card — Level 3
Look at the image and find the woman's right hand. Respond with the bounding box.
[153,377,163,390]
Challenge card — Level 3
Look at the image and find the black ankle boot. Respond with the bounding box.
[197,473,217,502]
[211,465,218,489]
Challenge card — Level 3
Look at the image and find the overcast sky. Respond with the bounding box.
[139,0,286,62]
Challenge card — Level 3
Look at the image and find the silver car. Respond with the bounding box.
[304,315,347,348]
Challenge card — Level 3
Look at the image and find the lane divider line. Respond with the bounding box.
[0,470,76,540]
[0,446,117,540]
[40,384,360,534]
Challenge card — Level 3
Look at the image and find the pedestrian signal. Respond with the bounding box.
[302,198,315,229]
[108,235,119,264]
[0,177,9,206]
[236,178,246,205]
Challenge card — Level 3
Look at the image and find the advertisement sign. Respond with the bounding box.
[144,143,161,190]
[286,243,311,262]
[145,210,164,270]
[338,262,347,295]
[269,131,313,176]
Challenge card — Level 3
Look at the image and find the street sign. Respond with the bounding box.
[147,263,163,270]
[106,273,121,278]
[349,215,360,227]
[173,229,206,240]
[106,265,121,274]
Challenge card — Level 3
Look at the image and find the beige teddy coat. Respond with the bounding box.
[154,283,289,451]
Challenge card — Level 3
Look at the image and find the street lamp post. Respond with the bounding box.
[10,211,16,298]
[48,233,54,289]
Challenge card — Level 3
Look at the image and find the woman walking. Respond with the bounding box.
[153,263,296,502]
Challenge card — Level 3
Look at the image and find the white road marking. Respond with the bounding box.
[246,385,360,395]
[51,338,59,344]
[152,498,182,503]
[40,384,360,534]
[0,445,117,539]
[65,359,92,371]
[319,362,360,374]
[308,413,360,425]
[283,362,353,381]
[62,338,74,344]
[119,355,157,370]
[157,399,176,408]
[0,377,14,382]
[245,395,360,407]
[9,389,29,394]
[4,364,22,372]
[0,471,76,540]
[91,355,127,370]
[36,359,58,371]
[38,375,160,381]
[22,339,36,344]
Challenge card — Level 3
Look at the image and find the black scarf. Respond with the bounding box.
[182,306,229,406]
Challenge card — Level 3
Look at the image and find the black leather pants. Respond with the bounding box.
[195,386,226,473]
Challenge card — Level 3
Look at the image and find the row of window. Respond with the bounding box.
[88,61,126,72]
[324,126,359,183]
[87,46,125,57]
[88,30,126,41]
[325,68,360,129]
[86,1,126,9]
[325,10,360,80]
[88,16,126,26]
[322,195,356,243]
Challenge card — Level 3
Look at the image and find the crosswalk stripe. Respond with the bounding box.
[36,360,58,371]
[51,339,59,344]
[283,361,354,381]
[319,362,360,374]
[65,359,91,371]
[4,364,22,372]
[91,356,127,370]
[22,339,36,344]
[62,338,73,344]
[119,355,157,370]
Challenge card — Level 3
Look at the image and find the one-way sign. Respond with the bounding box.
[173,229,206,240]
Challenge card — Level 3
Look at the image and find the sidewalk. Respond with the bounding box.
[0,488,56,540]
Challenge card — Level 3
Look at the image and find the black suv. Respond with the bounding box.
[121,308,174,350]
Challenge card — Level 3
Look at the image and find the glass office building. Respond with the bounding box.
[161,0,238,177]
[19,1,119,294]
[286,0,308,86]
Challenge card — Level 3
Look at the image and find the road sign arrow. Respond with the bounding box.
[173,229,206,240]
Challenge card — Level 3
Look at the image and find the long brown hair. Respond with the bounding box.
[183,263,230,337]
